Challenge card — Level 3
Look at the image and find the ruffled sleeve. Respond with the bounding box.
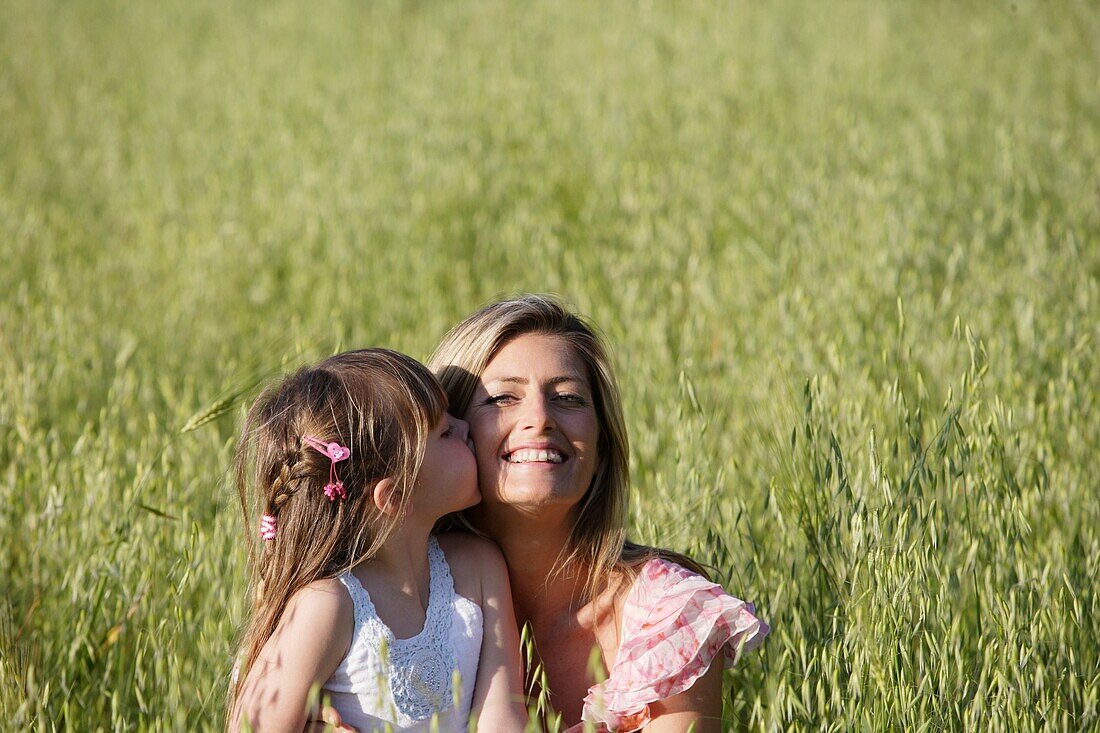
[580,558,769,732]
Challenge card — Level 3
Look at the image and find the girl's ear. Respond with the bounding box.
[372,478,403,516]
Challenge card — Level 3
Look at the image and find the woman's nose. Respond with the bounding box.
[519,394,555,431]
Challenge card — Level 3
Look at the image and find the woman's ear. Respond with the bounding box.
[372,478,403,516]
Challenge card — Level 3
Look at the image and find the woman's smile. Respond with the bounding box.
[502,441,568,465]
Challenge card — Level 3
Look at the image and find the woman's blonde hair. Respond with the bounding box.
[427,294,704,602]
[227,349,446,720]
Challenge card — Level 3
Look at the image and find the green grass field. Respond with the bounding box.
[1,0,1098,730]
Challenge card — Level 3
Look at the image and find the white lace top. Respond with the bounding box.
[322,538,483,732]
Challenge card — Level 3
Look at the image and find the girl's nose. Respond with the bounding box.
[452,417,475,452]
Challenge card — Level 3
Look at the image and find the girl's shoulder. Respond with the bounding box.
[436,530,504,562]
[285,576,356,632]
[241,578,354,703]
[435,532,509,605]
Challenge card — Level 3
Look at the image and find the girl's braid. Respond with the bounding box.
[268,447,305,512]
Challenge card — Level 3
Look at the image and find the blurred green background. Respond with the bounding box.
[1,0,1097,730]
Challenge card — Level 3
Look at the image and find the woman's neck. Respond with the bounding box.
[471,503,587,626]
[475,504,629,726]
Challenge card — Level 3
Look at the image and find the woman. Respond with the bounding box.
[428,295,768,732]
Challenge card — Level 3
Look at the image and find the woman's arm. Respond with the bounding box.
[642,661,724,733]
[231,579,353,732]
[467,539,528,731]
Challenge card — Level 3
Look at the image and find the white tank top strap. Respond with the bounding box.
[335,571,372,631]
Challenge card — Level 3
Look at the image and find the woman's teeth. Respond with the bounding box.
[506,449,565,464]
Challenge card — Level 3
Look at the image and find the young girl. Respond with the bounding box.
[228,349,527,732]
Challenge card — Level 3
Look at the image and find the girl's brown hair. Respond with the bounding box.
[227,348,446,717]
[427,294,705,603]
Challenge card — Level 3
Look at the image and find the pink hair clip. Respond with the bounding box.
[259,514,277,541]
[302,435,351,501]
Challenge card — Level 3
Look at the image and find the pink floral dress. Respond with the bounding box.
[577,558,769,732]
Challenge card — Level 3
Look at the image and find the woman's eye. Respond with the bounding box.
[486,394,515,405]
[554,393,586,404]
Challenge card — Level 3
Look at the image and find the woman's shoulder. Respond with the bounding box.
[622,555,711,604]
[582,555,770,731]
[620,556,768,658]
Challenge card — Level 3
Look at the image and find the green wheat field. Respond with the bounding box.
[1,0,1097,730]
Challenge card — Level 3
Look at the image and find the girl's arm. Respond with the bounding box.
[639,662,724,733]
[466,539,528,731]
[231,579,354,733]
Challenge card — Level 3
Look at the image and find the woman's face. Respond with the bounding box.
[463,333,600,513]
